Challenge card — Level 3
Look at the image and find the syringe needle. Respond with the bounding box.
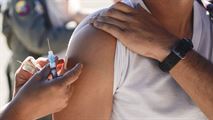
[17,60,23,64]
[47,38,52,51]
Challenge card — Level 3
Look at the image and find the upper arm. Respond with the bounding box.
[54,11,116,120]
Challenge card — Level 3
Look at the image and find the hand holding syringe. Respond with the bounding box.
[19,39,61,78]
[11,56,83,120]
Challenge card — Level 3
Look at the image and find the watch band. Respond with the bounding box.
[159,38,193,72]
[159,52,181,72]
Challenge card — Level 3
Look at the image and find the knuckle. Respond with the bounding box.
[98,16,105,22]
[114,2,122,8]
[106,8,115,16]
[123,28,130,33]
[95,21,104,27]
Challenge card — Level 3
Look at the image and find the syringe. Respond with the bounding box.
[47,39,58,78]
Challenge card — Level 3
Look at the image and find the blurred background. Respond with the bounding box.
[0,0,117,108]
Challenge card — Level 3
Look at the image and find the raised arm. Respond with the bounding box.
[53,11,116,120]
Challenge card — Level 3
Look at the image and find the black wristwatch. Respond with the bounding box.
[159,38,193,72]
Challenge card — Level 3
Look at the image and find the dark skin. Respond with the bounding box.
[143,0,193,38]
[92,1,213,119]
[54,10,115,120]
[55,0,213,119]
[0,57,83,120]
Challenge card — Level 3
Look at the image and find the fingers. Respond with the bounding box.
[57,63,65,76]
[36,57,48,67]
[99,3,142,24]
[101,8,133,22]
[21,57,42,74]
[111,2,135,13]
[16,56,34,75]
[93,20,125,40]
[56,59,65,71]
[35,64,50,80]
[19,56,34,70]
[15,56,36,82]
[57,59,65,65]
[95,16,126,30]
[62,63,83,85]
[50,63,83,87]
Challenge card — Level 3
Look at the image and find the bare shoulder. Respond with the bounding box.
[54,10,116,120]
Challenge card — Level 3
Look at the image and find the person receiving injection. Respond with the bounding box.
[0,56,83,120]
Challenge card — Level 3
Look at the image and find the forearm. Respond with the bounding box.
[170,50,213,119]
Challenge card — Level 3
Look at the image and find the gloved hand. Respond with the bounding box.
[11,56,83,120]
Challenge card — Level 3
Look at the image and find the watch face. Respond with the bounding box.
[172,39,193,59]
[160,39,193,72]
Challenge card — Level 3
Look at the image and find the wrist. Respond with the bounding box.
[155,35,178,62]
[8,96,34,120]
[159,38,194,72]
[156,47,170,62]
[0,101,26,120]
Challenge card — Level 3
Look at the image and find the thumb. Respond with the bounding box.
[62,63,83,85]
[36,64,51,80]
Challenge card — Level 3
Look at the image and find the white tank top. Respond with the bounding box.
[112,0,213,119]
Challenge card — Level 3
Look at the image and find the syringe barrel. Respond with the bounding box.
[48,51,58,78]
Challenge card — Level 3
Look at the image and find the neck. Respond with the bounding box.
[143,0,193,38]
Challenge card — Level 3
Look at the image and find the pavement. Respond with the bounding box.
[0,0,113,108]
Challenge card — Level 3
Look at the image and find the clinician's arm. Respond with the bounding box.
[54,11,116,120]
[0,61,82,120]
